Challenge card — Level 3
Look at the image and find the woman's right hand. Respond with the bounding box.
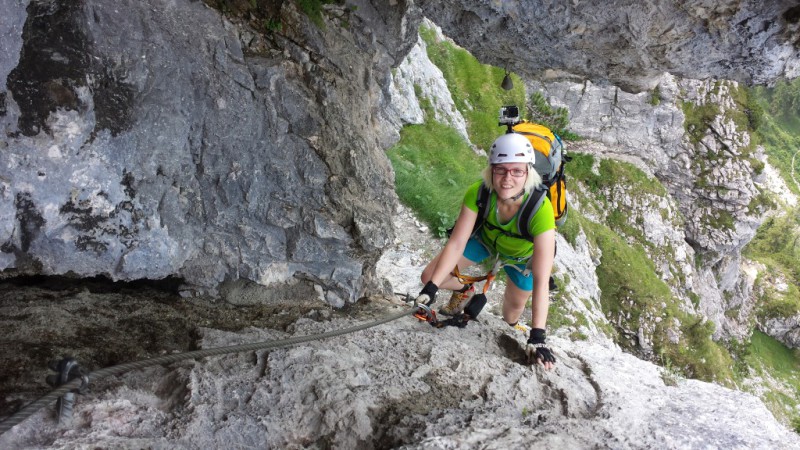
[416,281,439,306]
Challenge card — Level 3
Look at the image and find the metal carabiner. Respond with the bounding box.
[412,302,438,324]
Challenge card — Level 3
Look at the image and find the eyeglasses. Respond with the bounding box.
[492,166,528,177]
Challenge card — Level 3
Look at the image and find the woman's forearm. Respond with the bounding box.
[430,238,468,289]
[530,284,549,329]
[530,229,556,329]
[429,205,478,289]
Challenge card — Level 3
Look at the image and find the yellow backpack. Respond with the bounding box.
[512,121,569,227]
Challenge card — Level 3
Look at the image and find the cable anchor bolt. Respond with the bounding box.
[45,357,89,424]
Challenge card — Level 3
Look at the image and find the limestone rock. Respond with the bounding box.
[417,0,800,92]
[2,311,796,449]
[0,0,415,303]
[3,0,798,304]
[378,19,470,148]
[762,314,800,349]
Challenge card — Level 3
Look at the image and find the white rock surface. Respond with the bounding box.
[378,19,471,148]
[2,307,796,449]
[2,206,798,449]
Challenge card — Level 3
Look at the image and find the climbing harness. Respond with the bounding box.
[412,258,508,329]
[451,258,505,294]
[0,305,412,436]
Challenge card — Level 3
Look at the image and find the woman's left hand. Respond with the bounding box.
[526,328,556,370]
[526,344,556,370]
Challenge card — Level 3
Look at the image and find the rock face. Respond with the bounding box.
[1,2,799,447]
[1,306,797,449]
[2,198,796,449]
[763,314,800,348]
[378,19,470,149]
[535,75,772,341]
[0,0,417,303]
[1,0,798,305]
[417,0,800,92]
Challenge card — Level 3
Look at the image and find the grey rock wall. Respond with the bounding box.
[0,0,417,303]
[418,0,800,92]
[763,314,800,349]
[538,76,766,340]
[2,0,798,306]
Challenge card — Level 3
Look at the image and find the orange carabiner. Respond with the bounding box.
[412,303,437,324]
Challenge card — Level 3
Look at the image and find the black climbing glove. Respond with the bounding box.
[416,281,439,306]
[526,328,556,366]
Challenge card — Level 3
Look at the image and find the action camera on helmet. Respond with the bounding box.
[498,105,520,125]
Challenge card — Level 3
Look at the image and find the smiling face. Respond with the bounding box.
[491,162,528,200]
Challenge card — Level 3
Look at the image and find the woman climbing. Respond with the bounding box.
[416,132,557,370]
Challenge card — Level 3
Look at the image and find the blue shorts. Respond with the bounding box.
[463,237,532,291]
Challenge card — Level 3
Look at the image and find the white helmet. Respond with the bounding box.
[489,133,534,165]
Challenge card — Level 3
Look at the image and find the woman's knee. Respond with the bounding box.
[504,284,531,308]
[420,267,432,284]
[420,253,441,284]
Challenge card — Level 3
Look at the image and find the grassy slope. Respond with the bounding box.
[745,331,800,429]
[743,88,800,320]
[567,153,735,384]
[418,25,526,152]
[737,88,800,430]
[387,119,485,236]
[388,24,528,235]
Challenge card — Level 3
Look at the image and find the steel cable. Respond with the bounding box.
[0,306,413,436]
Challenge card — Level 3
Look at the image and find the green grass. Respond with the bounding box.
[748,331,800,376]
[295,0,340,27]
[419,24,528,151]
[744,208,800,287]
[743,331,800,426]
[743,207,800,320]
[578,215,735,384]
[566,153,666,198]
[750,86,800,197]
[755,114,800,198]
[204,0,341,31]
[681,100,720,145]
[387,120,486,236]
[649,86,662,106]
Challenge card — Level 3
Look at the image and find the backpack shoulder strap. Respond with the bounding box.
[477,182,491,217]
[516,186,547,241]
[473,182,491,234]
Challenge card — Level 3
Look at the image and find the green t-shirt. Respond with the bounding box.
[463,180,555,259]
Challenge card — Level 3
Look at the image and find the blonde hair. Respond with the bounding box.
[482,164,542,193]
